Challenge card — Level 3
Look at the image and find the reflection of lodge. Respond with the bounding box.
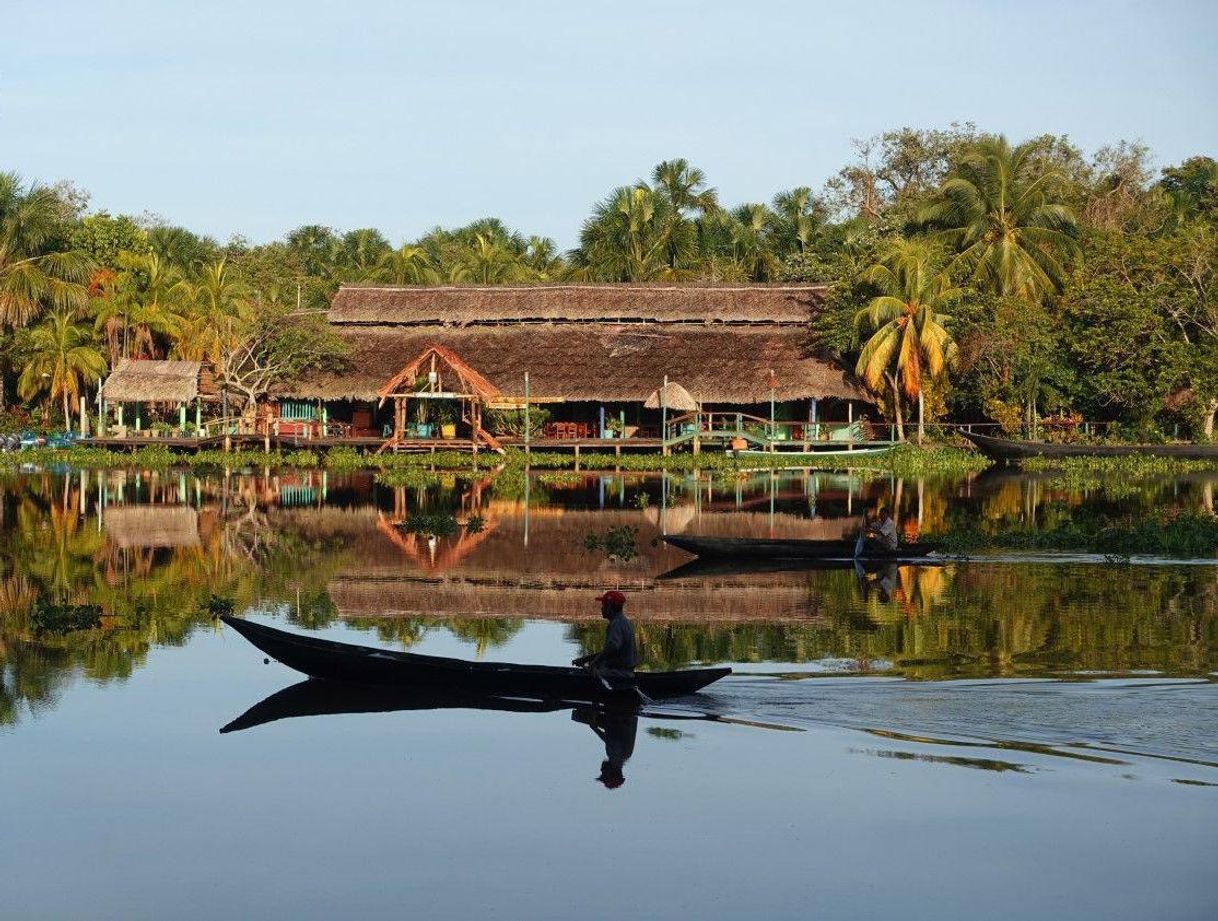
[317,496,862,624]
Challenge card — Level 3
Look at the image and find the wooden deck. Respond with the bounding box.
[78,433,887,458]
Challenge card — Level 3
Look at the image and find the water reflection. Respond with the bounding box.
[222,679,644,787]
[3,465,1218,726]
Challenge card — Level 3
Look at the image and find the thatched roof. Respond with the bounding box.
[645,381,698,411]
[379,344,501,400]
[285,324,866,403]
[329,283,827,326]
[101,359,203,403]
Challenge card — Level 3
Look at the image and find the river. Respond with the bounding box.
[2,464,1216,920]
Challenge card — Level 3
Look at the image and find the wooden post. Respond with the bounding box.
[179,403,187,433]
[661,374,668,457]
[79,395,89,437]
[847,401,854,442]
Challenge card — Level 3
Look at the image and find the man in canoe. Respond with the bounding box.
[572,590,638,682]
[856,506,899,556]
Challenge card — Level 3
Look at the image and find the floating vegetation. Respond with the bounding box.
[584,525,640,561]
[1024,455,1218,495]
[941,510,1218,557]
[374,468,444,488]
[31,599,102,634]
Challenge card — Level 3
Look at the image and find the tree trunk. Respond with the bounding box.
[917,389,925,446]
[889,376,905,442]
[1203,399,1218,440]
[63,392,72,434]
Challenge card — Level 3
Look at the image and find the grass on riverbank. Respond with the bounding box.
[0,442,989,477]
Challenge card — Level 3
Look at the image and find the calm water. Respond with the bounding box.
[2,465,1217,920]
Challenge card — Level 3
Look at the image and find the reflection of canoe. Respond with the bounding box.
[963,431,1218,461]
[220,679,576,733]
[222,616,730,699]
[656,555,944,580]
[663,535,942,562]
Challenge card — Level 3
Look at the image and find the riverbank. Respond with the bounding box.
[0,443,990,477]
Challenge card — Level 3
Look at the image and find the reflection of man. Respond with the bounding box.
[571,590,637,681]
[854,561,899,603]
[573,706,638,789]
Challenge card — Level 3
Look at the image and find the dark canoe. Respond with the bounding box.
[663,534,942,562]
[657,555,943,580]
[963,430,1218,461]
[222,616,730,700]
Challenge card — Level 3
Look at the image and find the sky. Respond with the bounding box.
[4,0,1217,249]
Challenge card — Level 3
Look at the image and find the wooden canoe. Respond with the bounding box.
[663,534,942,562]
[963,431,1218,461]
[222,616,730,700]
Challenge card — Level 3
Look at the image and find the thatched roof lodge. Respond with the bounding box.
[287,284,868,407]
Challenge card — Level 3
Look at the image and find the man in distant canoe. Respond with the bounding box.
[857,506,899,555]
[572,590,638,681]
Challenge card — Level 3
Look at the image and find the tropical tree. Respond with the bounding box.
[373,245,438,285]
[651,159,718,271]
[574,185,686,281]
[771,187,826,258]
[92,252,188,361]
[918,136,1079,301]
[0,172,92,329]
[451,234,530,284]
[16,307,107,430]
[855,241,960,442]
[729,203,781,280]
[176,258,246,363]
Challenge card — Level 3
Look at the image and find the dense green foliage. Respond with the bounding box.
[2,130,1216,441]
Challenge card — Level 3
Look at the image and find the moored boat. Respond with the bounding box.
[221,616,730,699]
[662,534,942,561]
[963,431,1218,462]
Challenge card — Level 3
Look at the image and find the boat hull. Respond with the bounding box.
[662,535,942,562]
[963,431,1218,461]
[222,616,730,700]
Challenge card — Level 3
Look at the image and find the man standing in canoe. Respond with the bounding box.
[857,506,899,555]
[572,590,637,681]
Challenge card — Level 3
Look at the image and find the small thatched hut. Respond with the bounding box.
[99,360,217,434]
[280,284,872,441]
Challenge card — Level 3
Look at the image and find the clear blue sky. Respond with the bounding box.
[5,0,1216,248]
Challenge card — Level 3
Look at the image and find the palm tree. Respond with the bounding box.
[176,258,246,363]
[918,136,1078,301]
[771,187,825,258]
[0,172,93,329]
[373,245,437,285]
[17,307,108,431]
[729,203,780,281]
[451,234,529,284]
[93,252,188,361]
[652,159,718,272]
[855,241,960,442]
[574,186,686,281]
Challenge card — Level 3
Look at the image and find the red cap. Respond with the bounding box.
[596,590,626,606]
